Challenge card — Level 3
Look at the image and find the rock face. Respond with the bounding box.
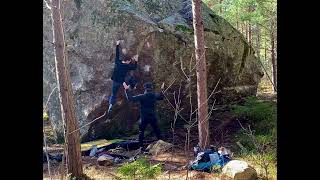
[221,160,258,180]
[43,0,263,141]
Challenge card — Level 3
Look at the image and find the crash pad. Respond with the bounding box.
[81,139,123,152]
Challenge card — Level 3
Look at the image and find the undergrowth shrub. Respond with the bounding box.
[117,157,162,180]
[232,96,276,135]
[232,96,277,179]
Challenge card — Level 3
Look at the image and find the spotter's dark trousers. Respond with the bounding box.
[138,114,162,147]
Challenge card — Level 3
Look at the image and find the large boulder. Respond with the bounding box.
[43,0,263,141]
[221,160,258,180]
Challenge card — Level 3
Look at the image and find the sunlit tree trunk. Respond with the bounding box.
[49,0,83,178]
[192,0,210,149]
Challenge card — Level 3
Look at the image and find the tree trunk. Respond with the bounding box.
[270,30,277,92]
[264,35,267,61]
[248,6,253,45]
[219,0,223,14]
[236,20,239,30]
[192,0,210,150]
[245,22,248,41]
[256,25,260,58]
[241,23,244,35]
[50,0,83,178]
[248,22,252,45]
[236,7,239,30]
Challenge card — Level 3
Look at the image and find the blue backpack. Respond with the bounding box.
[190,149,231,172]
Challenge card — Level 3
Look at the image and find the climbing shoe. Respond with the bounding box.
[107,104,113,114]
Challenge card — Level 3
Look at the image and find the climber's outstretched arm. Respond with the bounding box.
[123,82,143,102]
[115,40,121,65]
[155,82,165,100]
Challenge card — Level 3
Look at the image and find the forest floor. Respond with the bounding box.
[43,127,229,180]
[43,146,221,180]
[43,108,276,179]
[43,80,277,180]
[256,78,276,102]
[43,118,276,179]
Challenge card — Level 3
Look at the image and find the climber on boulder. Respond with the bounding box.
[123,82,165,150]
[108,40,139,114]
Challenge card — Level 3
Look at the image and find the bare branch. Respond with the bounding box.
[189,53,194,72]
[44,0,52,10]
[163,78,176,93]
[190,47,207,73]
[44,86,58,113]
[170,83,181,180]
[237,119,259,150]
[45,39,55,45]
[69,111,107,135]
[163,93,189,123]
[60,143,66,180]
[192,78,221,115]
[197,100,217,128]
[236,141,248,153]
[180,57,189,80]
[43,130,53,180]
[204,99,217,121]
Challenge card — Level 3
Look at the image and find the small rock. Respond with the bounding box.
[164,164,177,170]
[221,160,257,180]
[114,157,121,163]
[97,154,114,166]
[146,140,173,155]
[107,147,126,154]
[128,157,136,163]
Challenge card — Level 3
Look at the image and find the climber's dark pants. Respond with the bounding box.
[109,81,122,106]
[109,76,137,106]
[139,115,162,147]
